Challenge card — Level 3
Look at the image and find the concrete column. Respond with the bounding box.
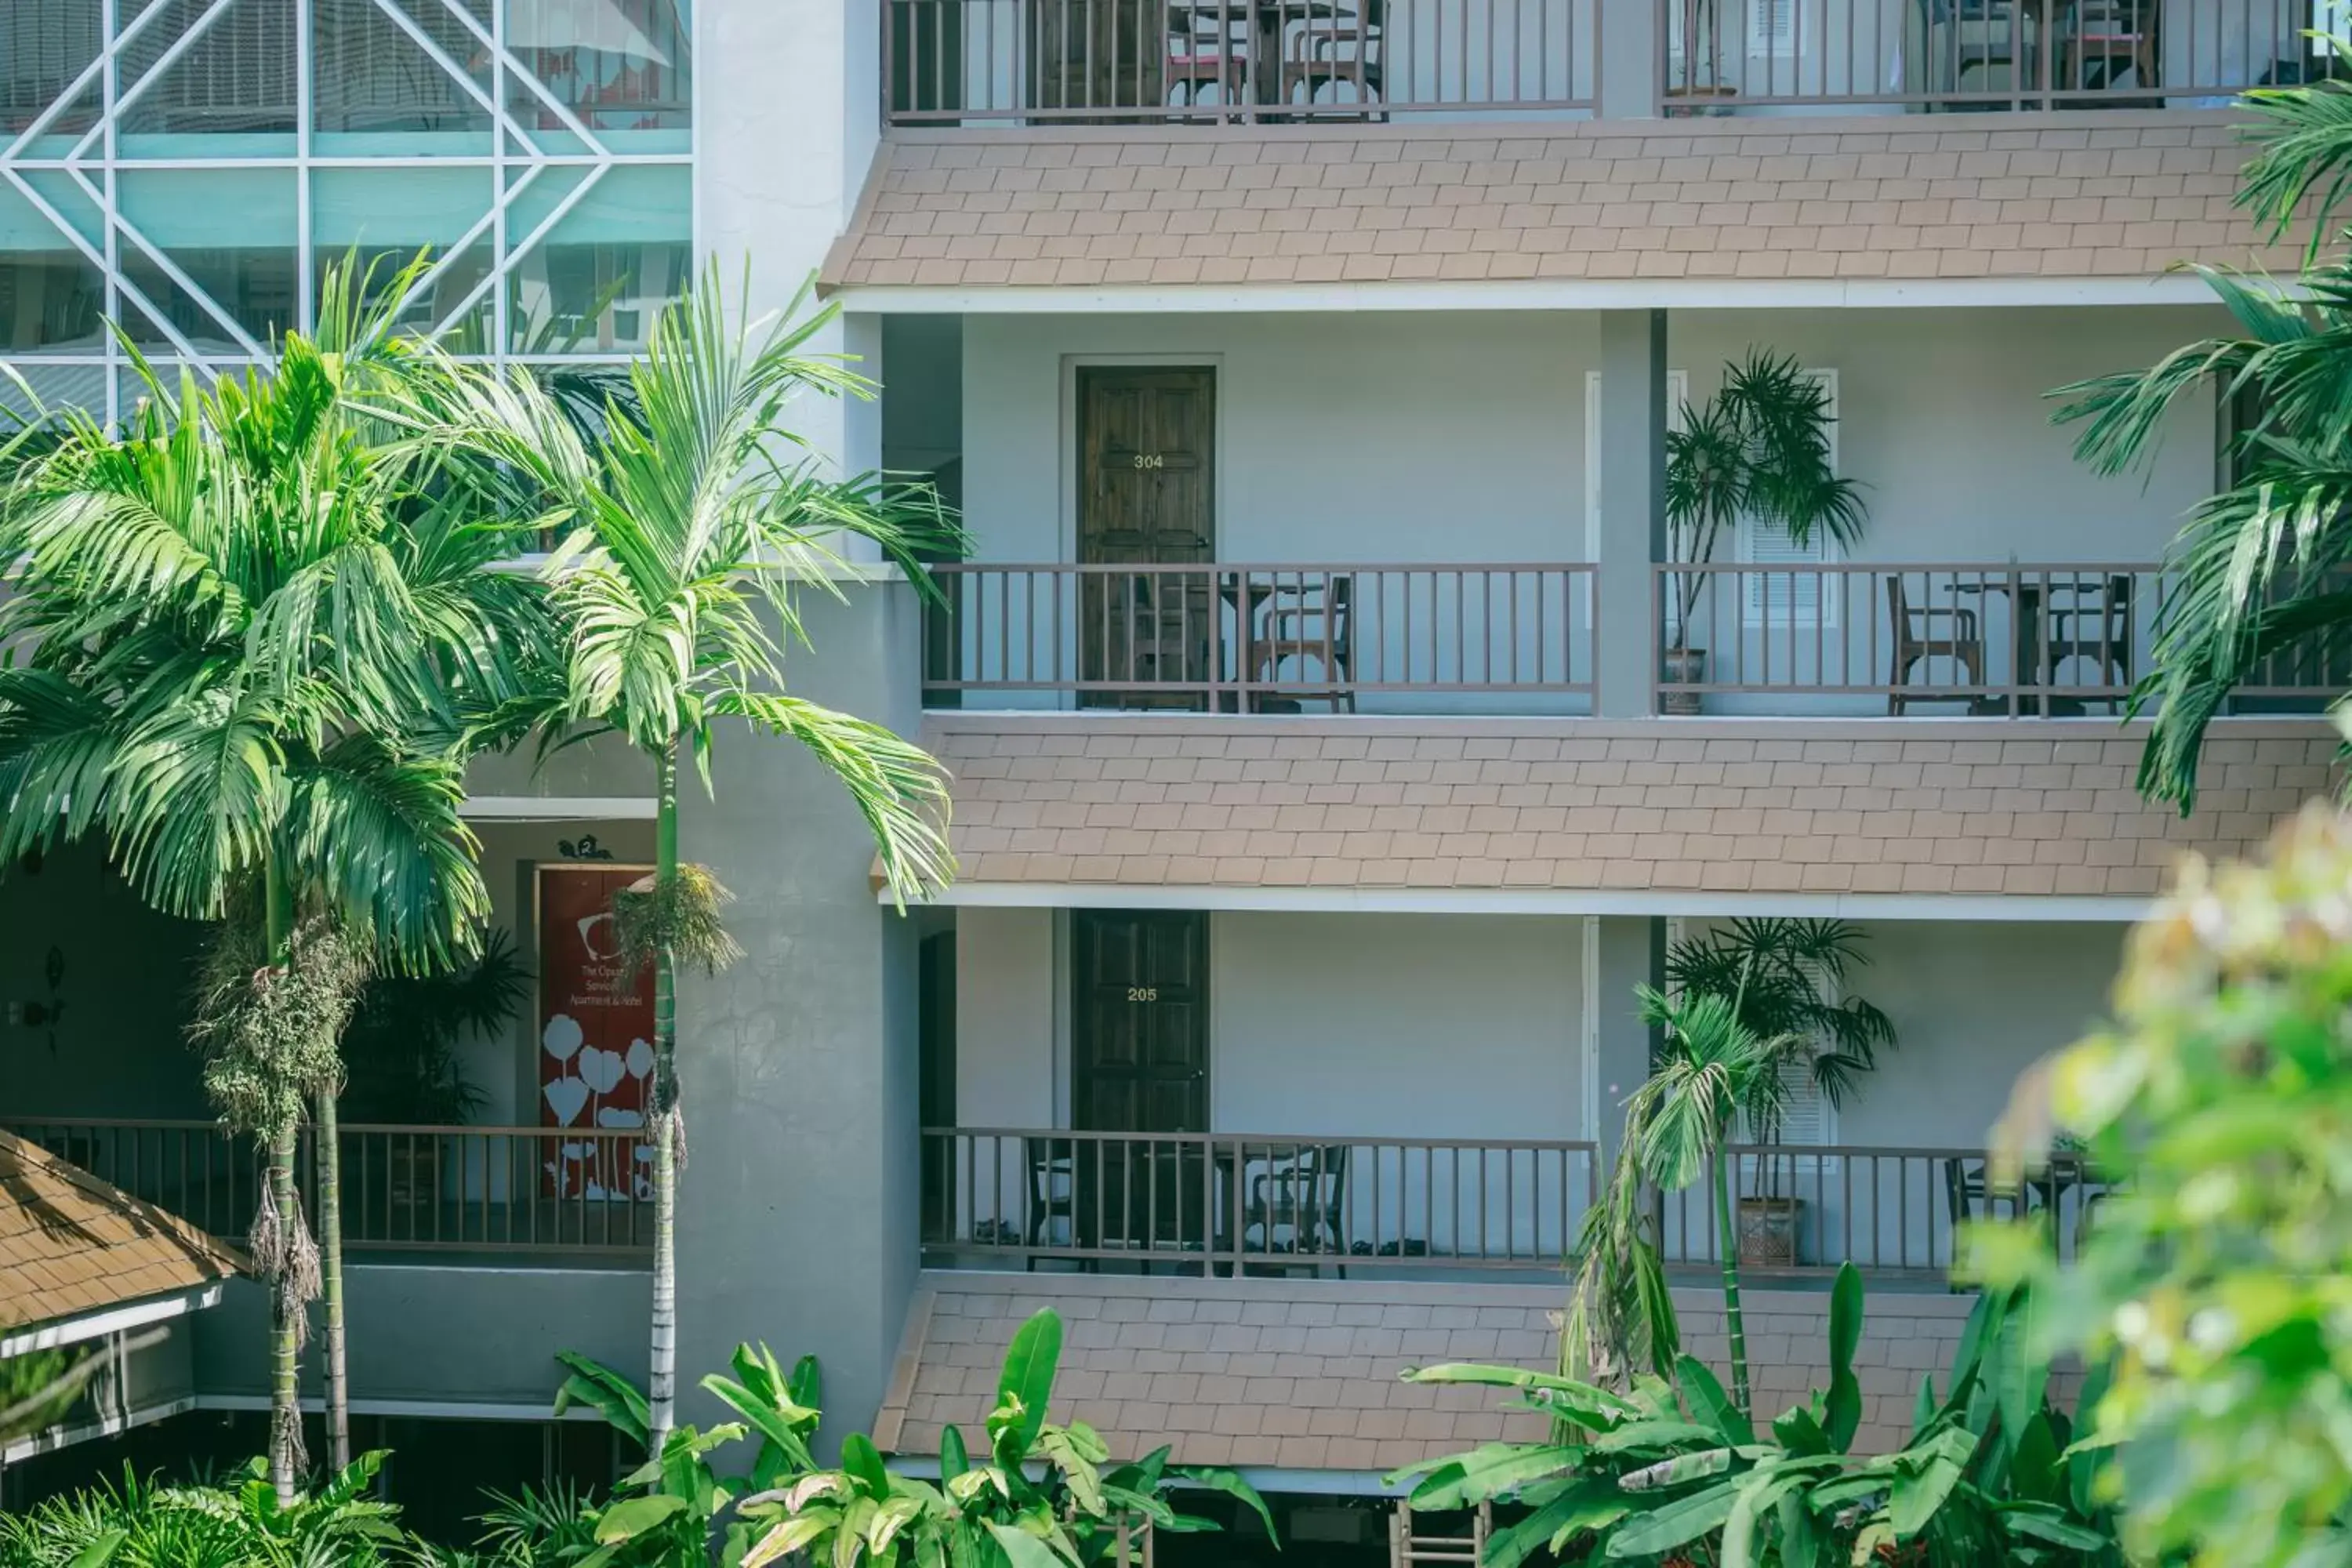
[1591,916,1666,1167]
[1595,310,1668,719]
[1595,0,1662,119]
[673,585,925,1457]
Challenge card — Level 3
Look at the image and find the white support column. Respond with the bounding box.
[1591,916,1666,1168]
[1596,0,1663,119]
[1595,310,1668,720]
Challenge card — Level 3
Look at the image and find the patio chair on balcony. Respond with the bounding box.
[1911,0,2041,102]
[1886,576,1984,714]
[2042,572,2135,711]
[1024,1138,1081,1271]
[1244,1143,1349,1277]
[1283,0,1385,112]
[2056,0,2157,96]
[1250,575,1356,712]
[1167,3,1249,111]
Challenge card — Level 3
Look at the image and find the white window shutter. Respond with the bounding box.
[1774,1058,1834,1146]
[1749,0,1796,56]
[1740,368,1840,630]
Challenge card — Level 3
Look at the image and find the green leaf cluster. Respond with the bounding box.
[0,1453,415,1567]
[1398,1265,2119,1568]
[1988,804,2352,1567]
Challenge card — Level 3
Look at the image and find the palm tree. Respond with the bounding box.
[2053,71,2352,809]
[429,267,960,1450]
[0,266,554,1499]
[1623,982,1806,1419]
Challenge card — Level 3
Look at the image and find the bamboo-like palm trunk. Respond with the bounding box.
[646,737,681,1453]
[267,1124,303,1505]
[1710,1145,1751,1417]
[316,1087,350,1471]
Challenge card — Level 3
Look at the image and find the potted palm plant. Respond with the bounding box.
[1664,918,1896,1267]
[1662,351,1867,715]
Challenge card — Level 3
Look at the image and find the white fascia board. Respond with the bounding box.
[902,882,2148,923]
[0,1283,223,1359]
[1,1396,198,1467]
[194,1393,609,1421]
[834,274,2220,316]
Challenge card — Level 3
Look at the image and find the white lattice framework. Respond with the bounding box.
[0,0,695,423]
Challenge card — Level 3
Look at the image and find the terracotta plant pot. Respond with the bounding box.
[1737,1196,1802,1267]
[1660,645,1707,716]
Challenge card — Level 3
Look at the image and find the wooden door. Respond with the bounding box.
[1077,367,1216,708]
[1072,910,1210,1254]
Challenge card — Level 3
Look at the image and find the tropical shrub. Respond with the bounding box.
[736,1309,1273,1568]
[1986,803,2352,1567]
[1399,1265,2118,1567]
[0,1453,416,1567]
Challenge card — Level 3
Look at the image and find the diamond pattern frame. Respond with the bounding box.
[0,0,693,424]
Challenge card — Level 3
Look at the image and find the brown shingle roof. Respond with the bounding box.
[826,111,2294,291]
[923,716,2336,898]
[0,1130,242,1335]
[873,1273,1984,1469]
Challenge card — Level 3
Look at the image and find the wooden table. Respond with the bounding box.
[1953,575,2089,717]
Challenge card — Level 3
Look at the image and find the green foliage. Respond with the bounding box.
[1664,349,1868,645]
[189,913,369,1143]
[1987,804,2352,1567]
[0,1348,97,1446]
[0,1454,416,1567]
[739,1309,1276,1568]
[1664,918,1898,1124]
[1396,1266,2119,1568]
[611,864,743,978]
[1555,1124,1681,1399]
[2049,74,2352,809]
[341,928,526,1124]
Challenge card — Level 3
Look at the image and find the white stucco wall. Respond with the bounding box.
[954,906,1058,1128]
[960,305,2220,571]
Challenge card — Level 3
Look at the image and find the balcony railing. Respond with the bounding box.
[922,1127,2105,1279]
[921,1127,1602,1272]
[1653,561,2350,716]
[1657,1144,2107,1278]
[884,0,1598,124]
[924,562,1597,710]
[1660,0,2305,112]
[1,1117,652,1258]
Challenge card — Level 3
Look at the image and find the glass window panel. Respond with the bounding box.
[314,0,493,147]
[118,0,298,149]
[1,0,102,137]
[119,169,299,347]
[313,166,495,344]
[505,0,690,132]
[503,163,687,353]
[0,255,107,356]
[5,365,110,424]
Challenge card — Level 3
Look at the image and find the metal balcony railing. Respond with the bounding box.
[1659,0,2310,113]
[1653,561,2350,717]
[921,1127,1603,1271]
[923,561,1598,711]
[1657,1144,2107,1277]
[1,1117,652,1258]
[884,0,1598,124]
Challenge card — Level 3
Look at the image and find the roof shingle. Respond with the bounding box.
[827,111,2295,291]
[0,1130,243,1336]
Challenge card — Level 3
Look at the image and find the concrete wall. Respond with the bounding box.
[673,584,927,1455]
[463,733,655,804]
[0,842,209,1120]
[960,305,2218,572]
[194,1265,650,1408]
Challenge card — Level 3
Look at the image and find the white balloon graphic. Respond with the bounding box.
[625,1038,655,1080]
[597,1107,644,1129]
[543,1077,590,1126]
[578,1046,626,1094]
[542,1014,584,1063]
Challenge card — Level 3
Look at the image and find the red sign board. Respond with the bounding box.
[537,865,656,1201]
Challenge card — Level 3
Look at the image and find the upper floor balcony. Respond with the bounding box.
[881,0,2317,128]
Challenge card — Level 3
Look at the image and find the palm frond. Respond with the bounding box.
[2238,65,2352,259]
[284,739,488,975]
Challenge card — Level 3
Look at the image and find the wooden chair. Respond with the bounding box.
[1252,574,1356,712]
[1166,3,1249,111]
[1284,0,1385,111]
[2042,572,2134,710]
[1886,576,1984,715]
[1024,1137,1080,1272]
[1914,0,2041,100]
[2056,0,2156,96]
[1245,1144,1349,1276]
